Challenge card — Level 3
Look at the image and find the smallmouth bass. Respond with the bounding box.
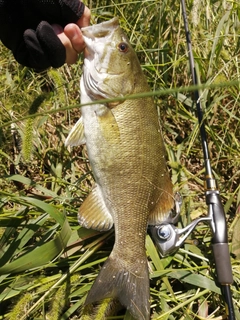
[65,17,174,320]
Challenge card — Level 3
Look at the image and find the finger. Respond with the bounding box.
[76,6,91,28]
[53,24,78,64]
[23,29,51,69]
[61,0,86,22]
[36,21,66,68]
[64,23,85,54]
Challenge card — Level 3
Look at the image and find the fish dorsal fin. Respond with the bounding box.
[148,187,175,225]
[65,117,86,146]
[78,185,113,231]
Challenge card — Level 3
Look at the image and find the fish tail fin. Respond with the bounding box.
[85,254,150,320]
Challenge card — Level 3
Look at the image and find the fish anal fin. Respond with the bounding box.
[78,186,113,231]
[85,254,150,320]
[65,117,86,147]
[148,184,175,225]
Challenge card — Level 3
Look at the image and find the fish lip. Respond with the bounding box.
[82,17,120,68]
[81,17,119,39]
[81,17,123,98]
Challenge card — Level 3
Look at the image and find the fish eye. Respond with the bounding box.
[118,42,128,53]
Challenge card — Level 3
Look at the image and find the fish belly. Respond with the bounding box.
[81,97,173,320]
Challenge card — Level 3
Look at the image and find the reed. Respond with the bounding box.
[0,0,239,318]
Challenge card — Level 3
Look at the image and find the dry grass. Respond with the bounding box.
[0,0,239,319]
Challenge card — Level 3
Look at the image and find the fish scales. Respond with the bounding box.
[65,17,174,320]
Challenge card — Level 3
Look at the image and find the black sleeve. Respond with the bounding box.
[0,0,85,69]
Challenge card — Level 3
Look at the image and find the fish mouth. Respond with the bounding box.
[81,17,119,59]
[80,17,123,100]
[81,17,119,39]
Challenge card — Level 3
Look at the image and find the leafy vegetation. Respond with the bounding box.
[0,0,239,319]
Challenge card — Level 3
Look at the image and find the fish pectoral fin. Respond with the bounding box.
[148,188,175,225]
[97,108,121,144]
[65,117,86,146]
[78,185,113,231]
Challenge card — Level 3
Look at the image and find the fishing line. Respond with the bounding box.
[180,0,236,318]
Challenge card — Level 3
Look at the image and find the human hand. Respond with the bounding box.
[0,0,90,70]
[53,7,90,65]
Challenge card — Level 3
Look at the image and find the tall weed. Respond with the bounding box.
[0,0,239,319]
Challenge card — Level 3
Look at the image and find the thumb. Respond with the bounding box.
[75,6,91,28]
[64,23,85,54]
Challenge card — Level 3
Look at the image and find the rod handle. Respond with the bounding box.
[212,243,233,284]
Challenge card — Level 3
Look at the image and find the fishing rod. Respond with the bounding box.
[150,0,236,318]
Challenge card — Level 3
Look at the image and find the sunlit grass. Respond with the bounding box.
[0,0,239,319]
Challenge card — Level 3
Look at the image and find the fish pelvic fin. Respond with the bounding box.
[85,254,150,320]
[65,117,86,146]
[148,179,175,225]
[79,185,113,231]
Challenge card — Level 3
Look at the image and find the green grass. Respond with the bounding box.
[0,0,239,319]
